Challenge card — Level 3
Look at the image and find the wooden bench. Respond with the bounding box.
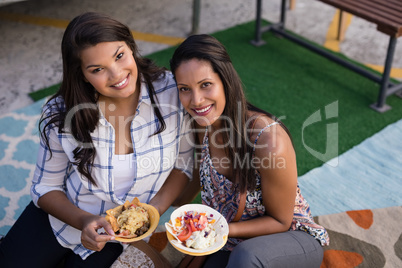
[251,0,402,112]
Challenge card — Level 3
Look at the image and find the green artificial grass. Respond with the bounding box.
[29,82,60,102]
[30,21,402,179]
[149,21,402,177]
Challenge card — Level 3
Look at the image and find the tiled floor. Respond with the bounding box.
[0,0,401,114]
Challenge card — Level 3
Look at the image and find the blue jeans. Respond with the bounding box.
[0,201,123,268]
[203,231,323,268]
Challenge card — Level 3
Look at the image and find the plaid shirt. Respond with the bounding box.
[31,72,194,259]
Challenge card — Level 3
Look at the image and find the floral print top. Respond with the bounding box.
[199,124,329,251]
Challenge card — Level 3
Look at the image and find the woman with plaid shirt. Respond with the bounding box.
[0,12,193,267]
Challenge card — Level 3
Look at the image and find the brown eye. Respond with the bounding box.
[116,53,124,60]
[202,82,211,88]
[92,68,103,73]
[179,87,190,92]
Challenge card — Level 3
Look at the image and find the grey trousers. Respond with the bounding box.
[203,230,323,268]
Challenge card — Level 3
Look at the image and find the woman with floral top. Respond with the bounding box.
[170,34,329,268]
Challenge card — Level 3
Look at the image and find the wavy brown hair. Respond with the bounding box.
[40,12,167,186]
[170,34,292,193]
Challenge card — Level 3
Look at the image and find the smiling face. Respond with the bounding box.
[80,41,139,103]
[175,59,226,127]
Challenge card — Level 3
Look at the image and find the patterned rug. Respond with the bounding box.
[0,99,44,235]
[316,206,402,268]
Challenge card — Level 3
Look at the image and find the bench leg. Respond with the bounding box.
[337,10,346,41]
[280,0,287,28]
[251,0,288,46]
[191,0,201,35]
[370,36,397,112]
[251,0,267,46]
[289,0,296,10]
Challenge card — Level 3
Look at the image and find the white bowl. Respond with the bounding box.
[165,204,229,256]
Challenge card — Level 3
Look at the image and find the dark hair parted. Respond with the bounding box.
[39,12,167,186]
[170,34,292,193]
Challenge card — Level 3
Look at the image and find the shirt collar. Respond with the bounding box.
[138,79,152,107]
[98,107,108,126]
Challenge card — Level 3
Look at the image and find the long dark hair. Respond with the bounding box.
[40,12,167,186]
[170,34,292,193]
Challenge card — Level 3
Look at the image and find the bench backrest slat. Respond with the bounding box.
[381,0,402,12]
[371,0,402,18]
